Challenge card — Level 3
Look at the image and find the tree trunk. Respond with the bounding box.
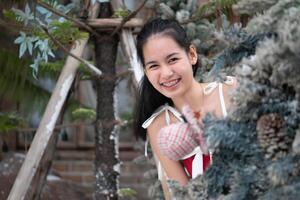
[94,2,119,200]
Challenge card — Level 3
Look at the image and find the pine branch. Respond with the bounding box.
[40,24,102,77]
[110,0,147,36]
[36,1,101,38]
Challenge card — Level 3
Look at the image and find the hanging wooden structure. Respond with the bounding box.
[8,0,173,199]
[7,4,99,200]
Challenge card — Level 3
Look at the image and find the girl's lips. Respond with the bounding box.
[160,78,181,88]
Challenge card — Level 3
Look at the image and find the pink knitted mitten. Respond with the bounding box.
[157,122,199,160]
[157,105,208,161]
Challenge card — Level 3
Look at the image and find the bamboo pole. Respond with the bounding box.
[7,39,88,200]
[120,29,143,83]
[8,2,101,197]
[87,18,144,28]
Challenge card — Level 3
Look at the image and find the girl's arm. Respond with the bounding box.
[147,113,190,185]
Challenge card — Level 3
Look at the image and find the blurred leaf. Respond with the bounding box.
[118,188,137,199]
[48,20,89,48]
[12,4,34,25]
[114,8,131,18]
[2,9,18,21]
[72,108,96,121]
[196,0,239,19]
[0,112,26,133]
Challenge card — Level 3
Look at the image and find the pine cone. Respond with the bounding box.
[256,113,292,160]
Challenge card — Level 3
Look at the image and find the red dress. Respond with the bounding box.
[182,154,211,178]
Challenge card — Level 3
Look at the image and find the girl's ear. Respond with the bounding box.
[189,45,198,65]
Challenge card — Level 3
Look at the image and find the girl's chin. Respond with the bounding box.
[161,90,183,99]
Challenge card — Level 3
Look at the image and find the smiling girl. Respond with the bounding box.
[134,18,237,187]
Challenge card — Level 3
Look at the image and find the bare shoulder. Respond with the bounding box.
[147,112,167,137]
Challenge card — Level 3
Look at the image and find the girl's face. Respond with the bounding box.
[143,35,198,99]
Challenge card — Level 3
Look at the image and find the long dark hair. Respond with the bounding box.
[134,18,199,140]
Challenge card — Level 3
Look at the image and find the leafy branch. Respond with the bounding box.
[110,0,148,36]
[9,2,103,77]
[36,1,101,38]
[40,24,102,77]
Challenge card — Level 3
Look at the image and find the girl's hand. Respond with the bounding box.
[157,105,208,161]
[157,122,199,160]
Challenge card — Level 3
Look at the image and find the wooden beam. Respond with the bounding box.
[7,39,88,200]
[87,18,144,28]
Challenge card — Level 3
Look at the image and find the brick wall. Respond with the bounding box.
[51,142,152,199]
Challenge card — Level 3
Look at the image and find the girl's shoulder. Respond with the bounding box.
[142,104,183,134]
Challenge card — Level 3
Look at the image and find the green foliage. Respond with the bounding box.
[71,108,96,122]
[120,111,133,122]
[14,31,38,57]
[0,112,26,133]
[0,48,52,114]
[114,8,131,18]
[196,0,240,19]
[12,4,34,26]
[48,20,89,48]
[2,9,18,22]
[9,2,87,77]
[38,60,64,76]
[118,188,137,199]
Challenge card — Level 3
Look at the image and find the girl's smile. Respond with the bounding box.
[143,35,197,99]
[160,78,181,91]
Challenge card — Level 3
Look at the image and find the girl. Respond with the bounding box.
[134,18,236,186]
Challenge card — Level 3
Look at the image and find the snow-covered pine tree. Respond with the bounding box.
[144,0,300,199]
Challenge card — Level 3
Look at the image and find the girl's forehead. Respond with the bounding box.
[144,35,182,52]
[143,36,182,59]
[147,34,175,43]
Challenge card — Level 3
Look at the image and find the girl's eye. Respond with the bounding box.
[169,57,178,64]
[147,65,158,70]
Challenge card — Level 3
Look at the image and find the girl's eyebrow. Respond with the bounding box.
[145,52,180,67]
[145,60,157,67]
[166,52,179,59]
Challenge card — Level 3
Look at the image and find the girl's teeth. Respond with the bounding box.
[162,79,179,87]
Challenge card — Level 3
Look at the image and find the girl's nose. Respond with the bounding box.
[161,66,174,78]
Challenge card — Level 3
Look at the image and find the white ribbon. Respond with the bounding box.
[143,104,184,157]
[142,104,184,129]
[203,76,235,95]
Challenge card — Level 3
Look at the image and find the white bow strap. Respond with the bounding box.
[203,82,219,95]
[224,76,235,85]
[142,104,184,157]
[203,76,235,95]
[142,104,183,129]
